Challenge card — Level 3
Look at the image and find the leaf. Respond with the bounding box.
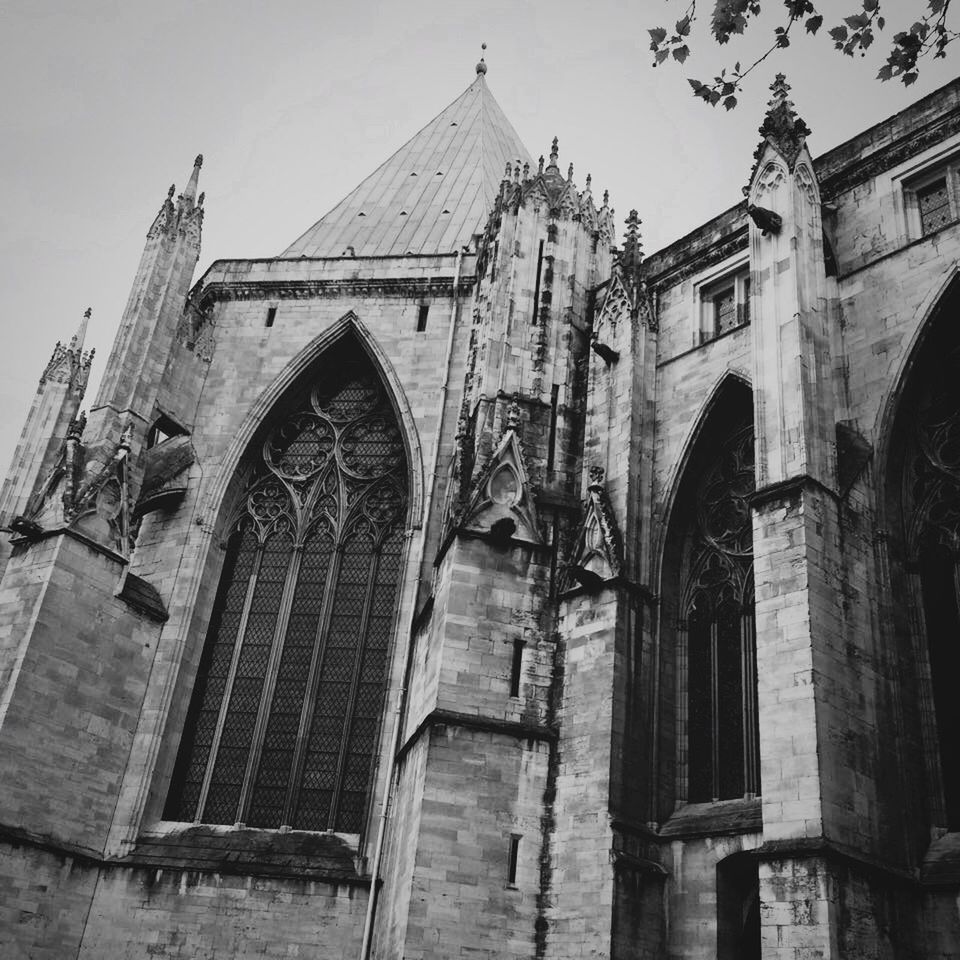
[655,49,670,65]
[829,25,849,41]
[930,0,946,13]
[864,0,878,11]
[904,71,919,85]
[878,16,885,29]
[723,95,738,110]
[861,29,874,49]
[845,13,869,29]
[648,26,667,44]
[806,14,823,33]
[672,44,690,63]
[676,15,691,36]
[877,64,894,80]
[688,78,706,92]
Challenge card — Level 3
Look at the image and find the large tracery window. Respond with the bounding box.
[165,341,408,832]
[896,320,960,830]
[679,417,760,804]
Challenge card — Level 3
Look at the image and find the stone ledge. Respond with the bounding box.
[659,797,762,840]
[397,708,556,765]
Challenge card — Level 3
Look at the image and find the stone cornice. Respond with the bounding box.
[819,104,960,202]
[195,276,476,310]
[396,708,556,765]
[644,224,748,293]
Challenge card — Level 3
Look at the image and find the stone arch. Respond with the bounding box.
[201,310,424,532]
[161,315,419,837]
[878,267,960,835]
[653,368,752,592]
[654,374,756,818]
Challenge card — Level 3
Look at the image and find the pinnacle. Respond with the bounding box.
[756,72,811,169]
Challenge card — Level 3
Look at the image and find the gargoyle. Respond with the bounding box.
[747,203,783,236]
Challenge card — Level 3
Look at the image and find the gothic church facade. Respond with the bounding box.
[3,60,960,959]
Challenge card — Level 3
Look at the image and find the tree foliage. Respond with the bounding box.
[648,0,957,109]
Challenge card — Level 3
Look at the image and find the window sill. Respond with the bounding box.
[659,797,762,841]
[121,823,370,884]
[921,831,960,886]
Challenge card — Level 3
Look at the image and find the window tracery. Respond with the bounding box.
[901,338,960,829]
[681,422,759,803]
[165,345,407,833]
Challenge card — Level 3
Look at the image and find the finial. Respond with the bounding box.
[585,173,592,191]
[476,42,488,75]
[84,307,92,319]
[538,155,544,175]
[622,210,643,281]
[549,137,559,170]
[198,191,205,207]
[504,161,512,180]
[602,189,609,208]
[567,162,574,182]
[755,72,811,170]
[522,161,529,179]
[167,184,175,199]
[180,152,204,204]
[513,160,521,184]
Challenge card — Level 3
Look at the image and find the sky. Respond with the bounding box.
[1,0,957,476]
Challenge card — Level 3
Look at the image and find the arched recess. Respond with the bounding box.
[163,326,413,833]
[881,269,960,833]
[656,376,758,817]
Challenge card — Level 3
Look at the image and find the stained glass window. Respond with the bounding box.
[682,422,759,803]
[165,341,408,832]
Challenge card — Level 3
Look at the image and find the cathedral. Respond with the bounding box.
[3,53,960,959]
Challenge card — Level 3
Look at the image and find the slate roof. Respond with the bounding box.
[283,73,532,258]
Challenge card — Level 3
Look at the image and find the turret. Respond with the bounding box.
[0,308,93,533]
[446,137,616,546]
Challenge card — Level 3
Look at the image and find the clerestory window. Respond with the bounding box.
[164,341,408,833]
[700,269,750,343]
[904,157,960,238]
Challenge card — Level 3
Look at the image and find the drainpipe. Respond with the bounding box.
[359,246,464,960]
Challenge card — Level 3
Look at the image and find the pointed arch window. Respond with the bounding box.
[680,421,760,803]
[164,341,408,832]
[895,321,960,830]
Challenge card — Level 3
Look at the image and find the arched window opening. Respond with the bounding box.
[717,854,761,960]
[894,316,960,830]
[660,383,759,814]
[682,423,759,802]
[164,339,408,833]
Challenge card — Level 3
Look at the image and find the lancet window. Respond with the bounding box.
[680,420,759,803]
[897,324,960,830]
[165,342,408,833]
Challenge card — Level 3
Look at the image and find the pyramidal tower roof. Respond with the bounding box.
[283,65,532,258]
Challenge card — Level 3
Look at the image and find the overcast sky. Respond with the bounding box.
[2,0,957,476]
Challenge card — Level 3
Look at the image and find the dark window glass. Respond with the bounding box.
[683,424,759,802]
[713,285,737,335]
[416,305,429,332]
[266,307,277,328]
[918,177,953,235]
[165,342,408,832]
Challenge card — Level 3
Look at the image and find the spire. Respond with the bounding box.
[69,307,91,353]
[284,73,532,257]
[476,42,487,75]
[180,154,203,206]
[755,74,811,171]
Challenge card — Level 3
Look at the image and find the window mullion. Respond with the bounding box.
[710,618,720,802]
[236,545,303,825]
[196,543,264,823]
[281,545,344,828]
[328,547,381,831]
[741,611,759,796]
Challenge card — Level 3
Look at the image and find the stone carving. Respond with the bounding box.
[561,464,625,591]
